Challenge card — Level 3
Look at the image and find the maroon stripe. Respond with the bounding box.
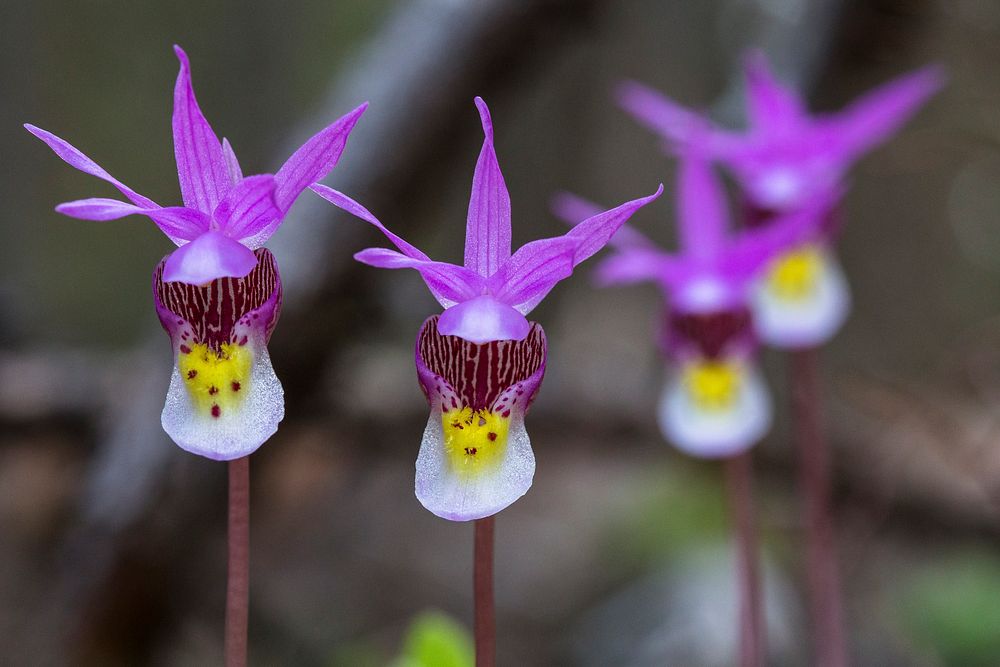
[419,317,545,410]
[155,248,280,350]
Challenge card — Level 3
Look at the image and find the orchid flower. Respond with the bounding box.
[313,97,662,520]
[554,146,834,458]
[617,52,943,347]
[27,46,367,460]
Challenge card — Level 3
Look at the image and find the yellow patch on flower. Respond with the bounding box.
[178,343,252,419]
[766,245,823,301]
[441,407,509,475]
[683,360,742,411]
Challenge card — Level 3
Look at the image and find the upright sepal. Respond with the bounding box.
[464,97,512,277]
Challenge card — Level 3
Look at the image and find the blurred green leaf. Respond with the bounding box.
[391,610,474,667]
[896,549,1000,666]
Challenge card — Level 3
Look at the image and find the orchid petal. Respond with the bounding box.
[55,198,209,244]
[172,46,230,213]
[162,230,258,284]
[464,97,512,277]
[491,237,575,315]
[310,184,430,260]
[414,317,546,520]
[550,192,656,250]
[565,184,664,265]
[155,249,283,459]
[437,295,531,344]
[743,50,807,135]
[828,64,944,163]
[213,174,280,247]
[24,124,157,208]
[354,248,484,307]
[221,138,243,185]
[274,102,368,215]
[677,150,727,259]
[592,247,686,289]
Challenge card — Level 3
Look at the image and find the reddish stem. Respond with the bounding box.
[225,457,250,667]
[791,348,848,667]
[725,451,765,667]
[474,516,496,667]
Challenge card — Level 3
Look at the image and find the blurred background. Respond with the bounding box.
[1,0,998,664]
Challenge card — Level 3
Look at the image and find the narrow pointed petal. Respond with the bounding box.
[617,80,707,144]
[55,198,209,244]
[24,124,157,208]
[437,295,531,343]
[172,45,230,213]
[310,184,430,259]
[464,97,512,277]
[354,247,484,307]
[274,102,368,215]
[414,316,546,520]
[743,50,806,134]
[222,138,243,185]
[490,237,575,315]
[162,230,258,284]
[213,174,280,247]
[155,249,283,459]
[658,357,771,458]
[829,64,945,162]
[677,150,727,259]
[565,185,664,265]
[550,192,656,250]
[592,247,686,289]
[750,245,851,348]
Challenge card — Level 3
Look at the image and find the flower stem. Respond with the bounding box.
[225,456,250,667]
[790,347,848,667]
[725,451,764,667]
[474,516,496,667]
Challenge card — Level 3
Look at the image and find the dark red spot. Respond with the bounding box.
[441,404,448,413]
[179,345,191,354]
[487,432,497,441]
[231,381,241,392]
[208,386,219,395]
[239,335,248,346]
[450,397,458,408]
[211,404,221,418]
[501,410,511,418]
[176,319,183,325]
[464,447,477,456]
[187,370,198,379]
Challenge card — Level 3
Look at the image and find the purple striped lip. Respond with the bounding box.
[417,315,546,412]
[154,248,282,349]
[666,308,753,359]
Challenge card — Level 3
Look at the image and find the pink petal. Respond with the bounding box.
[222,138,243,185]
[676,150,727,259]
[213,174,280,247]
[464,97,512,277]
[310,184,430,260]
[551,192,657,250]
[437,295,531,344]
[354,247,484,307]
[743,50,807,135]
[491,237,576,314]
[828,64,945,163]
[172,45,230,213]
[565,184,664,265]
[24,124,157,208]
[55,198,209,244]
[161,230,258,284]
[274,102,368,214]
[593,248,686,289]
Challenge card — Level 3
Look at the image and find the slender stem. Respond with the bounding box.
[790,348,848,667]
[725,451,764,667]
[474,516,496,667]
[225,457,250,667]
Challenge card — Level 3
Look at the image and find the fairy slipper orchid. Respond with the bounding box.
[554,146,834,457]
[617,52,942,347]
[26,45,367,286]
[27,46,367,460]
[314,97,661,519]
